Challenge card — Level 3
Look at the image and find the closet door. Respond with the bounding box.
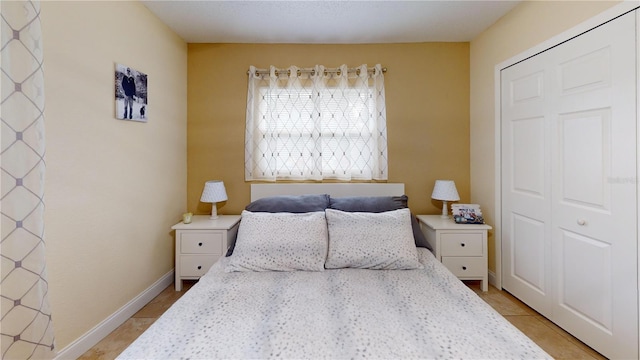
[501,51,553,316]
[549,12,637,359]
[502,11,638,359]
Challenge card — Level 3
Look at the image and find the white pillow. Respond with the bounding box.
[225,210,328,272]
[324,208,423,270]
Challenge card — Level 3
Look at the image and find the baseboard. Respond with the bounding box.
[55,270,174,360]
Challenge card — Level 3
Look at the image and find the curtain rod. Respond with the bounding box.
[247,66,387,77]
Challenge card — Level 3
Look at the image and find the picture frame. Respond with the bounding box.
[115,63,148,122]
[452,204,485,224]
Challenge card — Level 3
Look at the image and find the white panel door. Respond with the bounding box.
[549,13,637,359]
[501,11,637,359]
[501,63,552,315]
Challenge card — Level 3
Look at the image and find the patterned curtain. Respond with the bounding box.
[1,1,56,359]
[245,64,388,181]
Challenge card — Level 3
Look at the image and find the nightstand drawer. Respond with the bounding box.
[180,255,218,276]
[440,233,483,256]
[442,256,485,277]
[180,231,224,255]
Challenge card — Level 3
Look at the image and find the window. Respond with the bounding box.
[245,64,388,181]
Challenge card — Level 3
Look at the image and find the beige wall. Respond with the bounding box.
[187,43,470,216]
[38,0,621,350]
[469,1,621,272]
[41,1,187,349]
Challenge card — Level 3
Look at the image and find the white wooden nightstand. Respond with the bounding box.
[171,215,241,291]
[416,215,492,291]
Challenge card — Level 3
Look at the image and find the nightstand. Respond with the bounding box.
[171,215,241,291]
[416,215,492,291]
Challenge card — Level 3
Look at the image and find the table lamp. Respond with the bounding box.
[431,180,460,219]
[200,180,228,219]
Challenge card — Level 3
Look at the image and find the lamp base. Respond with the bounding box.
[210,204,219,220]
[440,200,449,219]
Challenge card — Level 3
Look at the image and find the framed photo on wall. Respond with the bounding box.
[115,63,148,122]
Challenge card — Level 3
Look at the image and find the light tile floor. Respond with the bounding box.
[78,281,196,360]
[80,280,606,359]
[466,281,605,360]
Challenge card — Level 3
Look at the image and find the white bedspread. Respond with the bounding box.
[118,249,550,359]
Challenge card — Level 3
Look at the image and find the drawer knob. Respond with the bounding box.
[462,266,467,271]
[198,242,203,246]
[577,219,586,226]
[197,265,202,270]
[460,243,466,247]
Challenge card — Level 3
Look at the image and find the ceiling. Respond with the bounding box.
[142,1,522,44]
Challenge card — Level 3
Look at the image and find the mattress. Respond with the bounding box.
[117,248,550,359]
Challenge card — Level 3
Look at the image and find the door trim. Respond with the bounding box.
[493,1,639,290]
[636,9,640,332]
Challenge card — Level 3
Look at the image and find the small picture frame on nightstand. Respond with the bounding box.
[452,204,485,224]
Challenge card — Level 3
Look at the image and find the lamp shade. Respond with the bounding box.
[200,180,228,203]
[431,180,460,201]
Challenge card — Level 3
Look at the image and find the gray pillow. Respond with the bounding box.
[226,194,330,256]
[329,195,408,212]
[246,194,330,213]
[328,195,432,251]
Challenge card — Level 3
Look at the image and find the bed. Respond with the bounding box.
[118,184,550,359]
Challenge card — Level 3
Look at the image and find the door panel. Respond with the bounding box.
[502,10,637,359]
[550,12,637,359]
[512,71,544,103]
[512,117,545,197]
[559,46,611,95]
[501,57,552,315]
[558,109,610,211]
[511,214,546,293]
[559,230,612,331]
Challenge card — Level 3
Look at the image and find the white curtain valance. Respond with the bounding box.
[244,64,388,181]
